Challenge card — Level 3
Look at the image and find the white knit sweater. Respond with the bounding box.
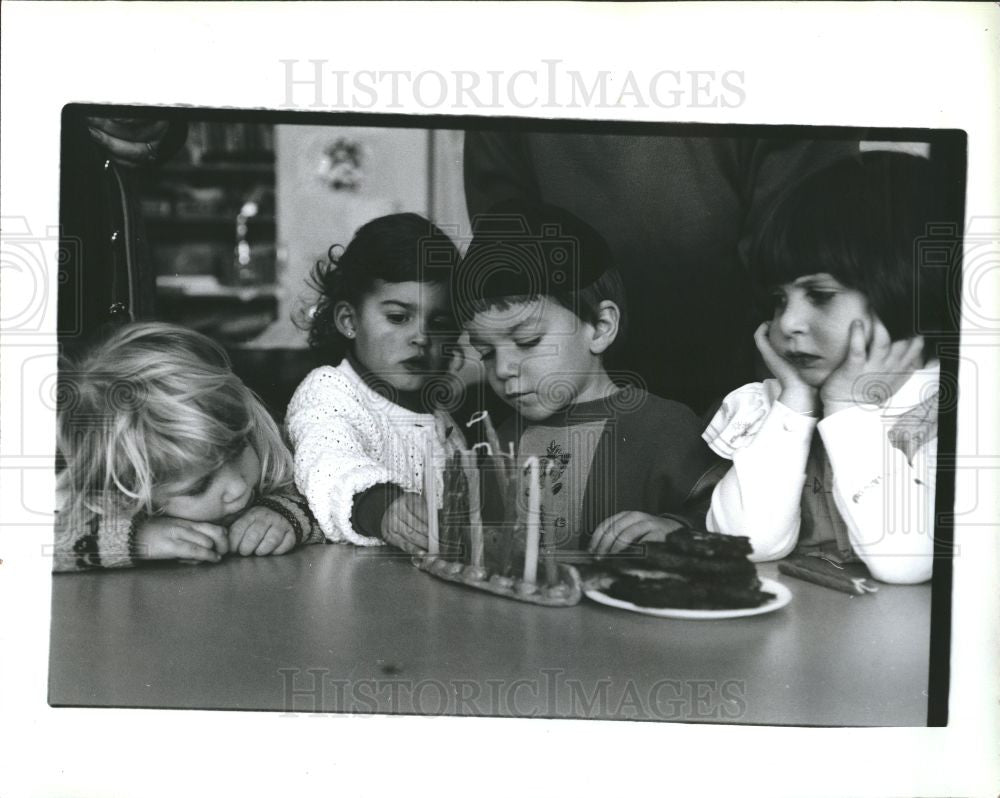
[286,360,464,546]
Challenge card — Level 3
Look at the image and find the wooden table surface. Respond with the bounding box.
[49,544,931,725]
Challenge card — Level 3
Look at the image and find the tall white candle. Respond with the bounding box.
[542,460,559,585]
[424,433,439,556]
[523,457,540,584]
[460,450,484,569]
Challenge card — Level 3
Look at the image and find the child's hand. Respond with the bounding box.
[755,322,818,414]
[588,512,687,556]
[820,320,924,417]
[228,506,298,556]
[380,493,429,555]
[134,516,228,563]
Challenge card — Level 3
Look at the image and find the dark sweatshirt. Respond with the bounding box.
[496,387,727,554]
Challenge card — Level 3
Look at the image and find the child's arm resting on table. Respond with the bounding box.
[350,481,431,555]
[589,512,688,555]
[228,489,326,556]
[344,484,430,555]
[134,517,227,561]
[703,383,815,561]
[53,488,321,571]
[588,461,730,555]
[53,505,227,572]
[378,491,430,555]
[287,369,393,546]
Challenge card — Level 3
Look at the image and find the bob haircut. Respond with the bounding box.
[58,322,293,522]
[455,269,628,353]
[455,200,629,358]
[306,212,460,362]
[752,150,952,356]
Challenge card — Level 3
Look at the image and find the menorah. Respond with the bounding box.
[413,412,583,607]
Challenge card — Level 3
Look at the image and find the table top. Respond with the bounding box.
[49,544,931,725]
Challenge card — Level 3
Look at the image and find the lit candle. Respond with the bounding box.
[466,410,503,458]
[468,410,510,491]
[424,433,439,556]
[523,456,540,584]
[460,450,484,569]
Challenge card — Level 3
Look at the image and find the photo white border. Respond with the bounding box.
[2,3,998,796]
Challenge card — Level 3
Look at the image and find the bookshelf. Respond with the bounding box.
[139,121,278,343]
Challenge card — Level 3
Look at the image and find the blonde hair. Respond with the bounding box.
[58,322,293,521]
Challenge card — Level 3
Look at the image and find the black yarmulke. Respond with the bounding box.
[455,200,614,315]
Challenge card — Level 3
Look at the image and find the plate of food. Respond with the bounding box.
[585,577,791,619]
[582,528,792,619]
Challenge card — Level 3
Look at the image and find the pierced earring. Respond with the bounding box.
[345,329,355,339]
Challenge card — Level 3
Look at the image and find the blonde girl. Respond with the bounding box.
[55,322,320,571]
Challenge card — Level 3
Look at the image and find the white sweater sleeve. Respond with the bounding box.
[704,388,817,562]
[818,406,935,584]
[286,368,394,546]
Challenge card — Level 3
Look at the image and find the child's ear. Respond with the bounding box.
[589,300,621,355]
[333,301,358,339]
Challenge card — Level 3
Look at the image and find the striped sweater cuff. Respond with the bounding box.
[254,494,323,545]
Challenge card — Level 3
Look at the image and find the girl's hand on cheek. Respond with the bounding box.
[754,322,817,414]
[821,320,924,417]
[134,517,227,563]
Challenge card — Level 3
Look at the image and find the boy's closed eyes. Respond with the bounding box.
[465,296,619,421]
[469,327,546,362]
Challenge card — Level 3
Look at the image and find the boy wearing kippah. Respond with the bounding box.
[457,201,725,556]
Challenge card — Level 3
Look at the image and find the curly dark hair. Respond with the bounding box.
[304,213,460,362]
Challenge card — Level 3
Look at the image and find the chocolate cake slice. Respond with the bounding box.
[595,528,774,610]
[653,528,753,559]
[638,546,758,579]
[605,571,770,610]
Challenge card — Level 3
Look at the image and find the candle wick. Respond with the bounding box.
[465,410,490,428]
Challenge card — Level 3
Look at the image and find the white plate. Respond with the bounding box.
[584,577,792,620]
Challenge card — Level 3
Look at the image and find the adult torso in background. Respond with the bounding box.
[58,114,187,358]
[465,131,859,415]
